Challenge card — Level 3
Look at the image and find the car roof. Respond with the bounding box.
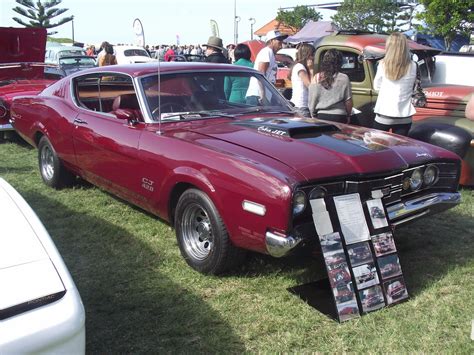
[70,62,256,77]
[48,46,85,53]
[115,45,149,50]
[316,32,441,58]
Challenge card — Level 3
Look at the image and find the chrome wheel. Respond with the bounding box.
[40,144,55,181]
[181,202,213,260]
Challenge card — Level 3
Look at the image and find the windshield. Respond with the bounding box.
[370,52,436,85]
[57,50,85,58]
[140,71,292,121]
[59,57,96,66]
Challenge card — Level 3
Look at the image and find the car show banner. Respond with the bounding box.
[312,190,408,322]
[133,18,145,47]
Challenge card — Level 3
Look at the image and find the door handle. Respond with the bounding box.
[74,118,88,125]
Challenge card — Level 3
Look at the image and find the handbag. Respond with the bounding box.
[412,62,427,108]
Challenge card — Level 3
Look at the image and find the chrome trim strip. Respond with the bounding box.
[387,192,461,222]
[265,231,302,257]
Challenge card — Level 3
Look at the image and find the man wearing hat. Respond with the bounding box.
[246,30,288,105]
[203,36,229,63]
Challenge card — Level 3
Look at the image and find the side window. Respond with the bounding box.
[340,51,365,83]
[73,74,136,114]
[318,49,366,83]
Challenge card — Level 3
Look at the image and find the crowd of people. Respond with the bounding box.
[84,30,473,133]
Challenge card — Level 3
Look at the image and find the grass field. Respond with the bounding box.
[1,140,473,353]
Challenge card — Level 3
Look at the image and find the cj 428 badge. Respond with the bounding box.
[141,178,154,192]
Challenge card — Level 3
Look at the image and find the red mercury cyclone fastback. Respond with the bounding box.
[11,62,461,274]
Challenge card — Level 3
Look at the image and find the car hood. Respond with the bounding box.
[0,27,47,80]
[0,178,65,315]
[184,117,455,181]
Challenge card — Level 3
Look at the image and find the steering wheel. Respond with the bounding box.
[152,102,186,118]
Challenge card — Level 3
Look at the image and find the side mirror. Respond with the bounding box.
[114,108,139,124]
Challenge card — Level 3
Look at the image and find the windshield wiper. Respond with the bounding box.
[161,110,235,120]
[236,107,295,115]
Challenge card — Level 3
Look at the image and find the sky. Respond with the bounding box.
[0,0,337,46]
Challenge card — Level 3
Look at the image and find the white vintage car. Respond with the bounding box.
[114,45,154,64]
[0,178,85,353]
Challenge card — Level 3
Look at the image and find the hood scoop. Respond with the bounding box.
[233,117,340,138]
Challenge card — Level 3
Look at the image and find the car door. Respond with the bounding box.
[71,73,144,201]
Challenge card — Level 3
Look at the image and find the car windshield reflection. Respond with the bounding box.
[140,71,291,121]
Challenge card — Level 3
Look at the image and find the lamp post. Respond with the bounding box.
[71,16,75,44]
[235,16,241,44]
[233,0,239,44]
[249,18,256,40]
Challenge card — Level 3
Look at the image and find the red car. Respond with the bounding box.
[0,27,57,141]
[10,61,462,275]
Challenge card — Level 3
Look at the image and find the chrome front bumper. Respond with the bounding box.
[387,192,461,226]
[0,123,13,132]
[265,191,461,257]
[265,231,302,258]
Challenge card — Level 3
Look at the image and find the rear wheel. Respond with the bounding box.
[175,188,246,275]
[38,136,74,188]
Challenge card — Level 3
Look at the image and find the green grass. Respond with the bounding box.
[1,140,473,353]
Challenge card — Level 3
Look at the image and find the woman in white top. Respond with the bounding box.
[373,32,417,136]
[290,43,315,117]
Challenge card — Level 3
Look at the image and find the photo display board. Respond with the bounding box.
[311,190,408,322]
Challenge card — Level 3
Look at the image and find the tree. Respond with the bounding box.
[12,0,73,35]
[276,5,322,33]
[331,0,404,33]
[416,0,474,51]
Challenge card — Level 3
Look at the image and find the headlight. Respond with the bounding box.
[423,165,439,186]
[309,186,326,200]
[293,190,306,215]
[0,102,7,118]
[410,168,423,191]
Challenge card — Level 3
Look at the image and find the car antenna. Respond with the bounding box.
[156,53,162,135]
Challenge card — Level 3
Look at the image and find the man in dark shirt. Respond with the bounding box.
[203,36,228,63]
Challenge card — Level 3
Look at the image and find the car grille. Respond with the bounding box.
[292,161,459,234]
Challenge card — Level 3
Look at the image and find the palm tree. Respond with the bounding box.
[12,0,73,35]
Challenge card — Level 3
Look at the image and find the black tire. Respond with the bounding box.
[38,136,74,188]
[175,188,246,275]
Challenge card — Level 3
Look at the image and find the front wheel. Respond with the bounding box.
[175,188,246,275]
[38,136,74,188]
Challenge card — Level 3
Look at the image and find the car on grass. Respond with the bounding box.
[0,27,57,141]
[10,61,462,275]
[0,178,85,353]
